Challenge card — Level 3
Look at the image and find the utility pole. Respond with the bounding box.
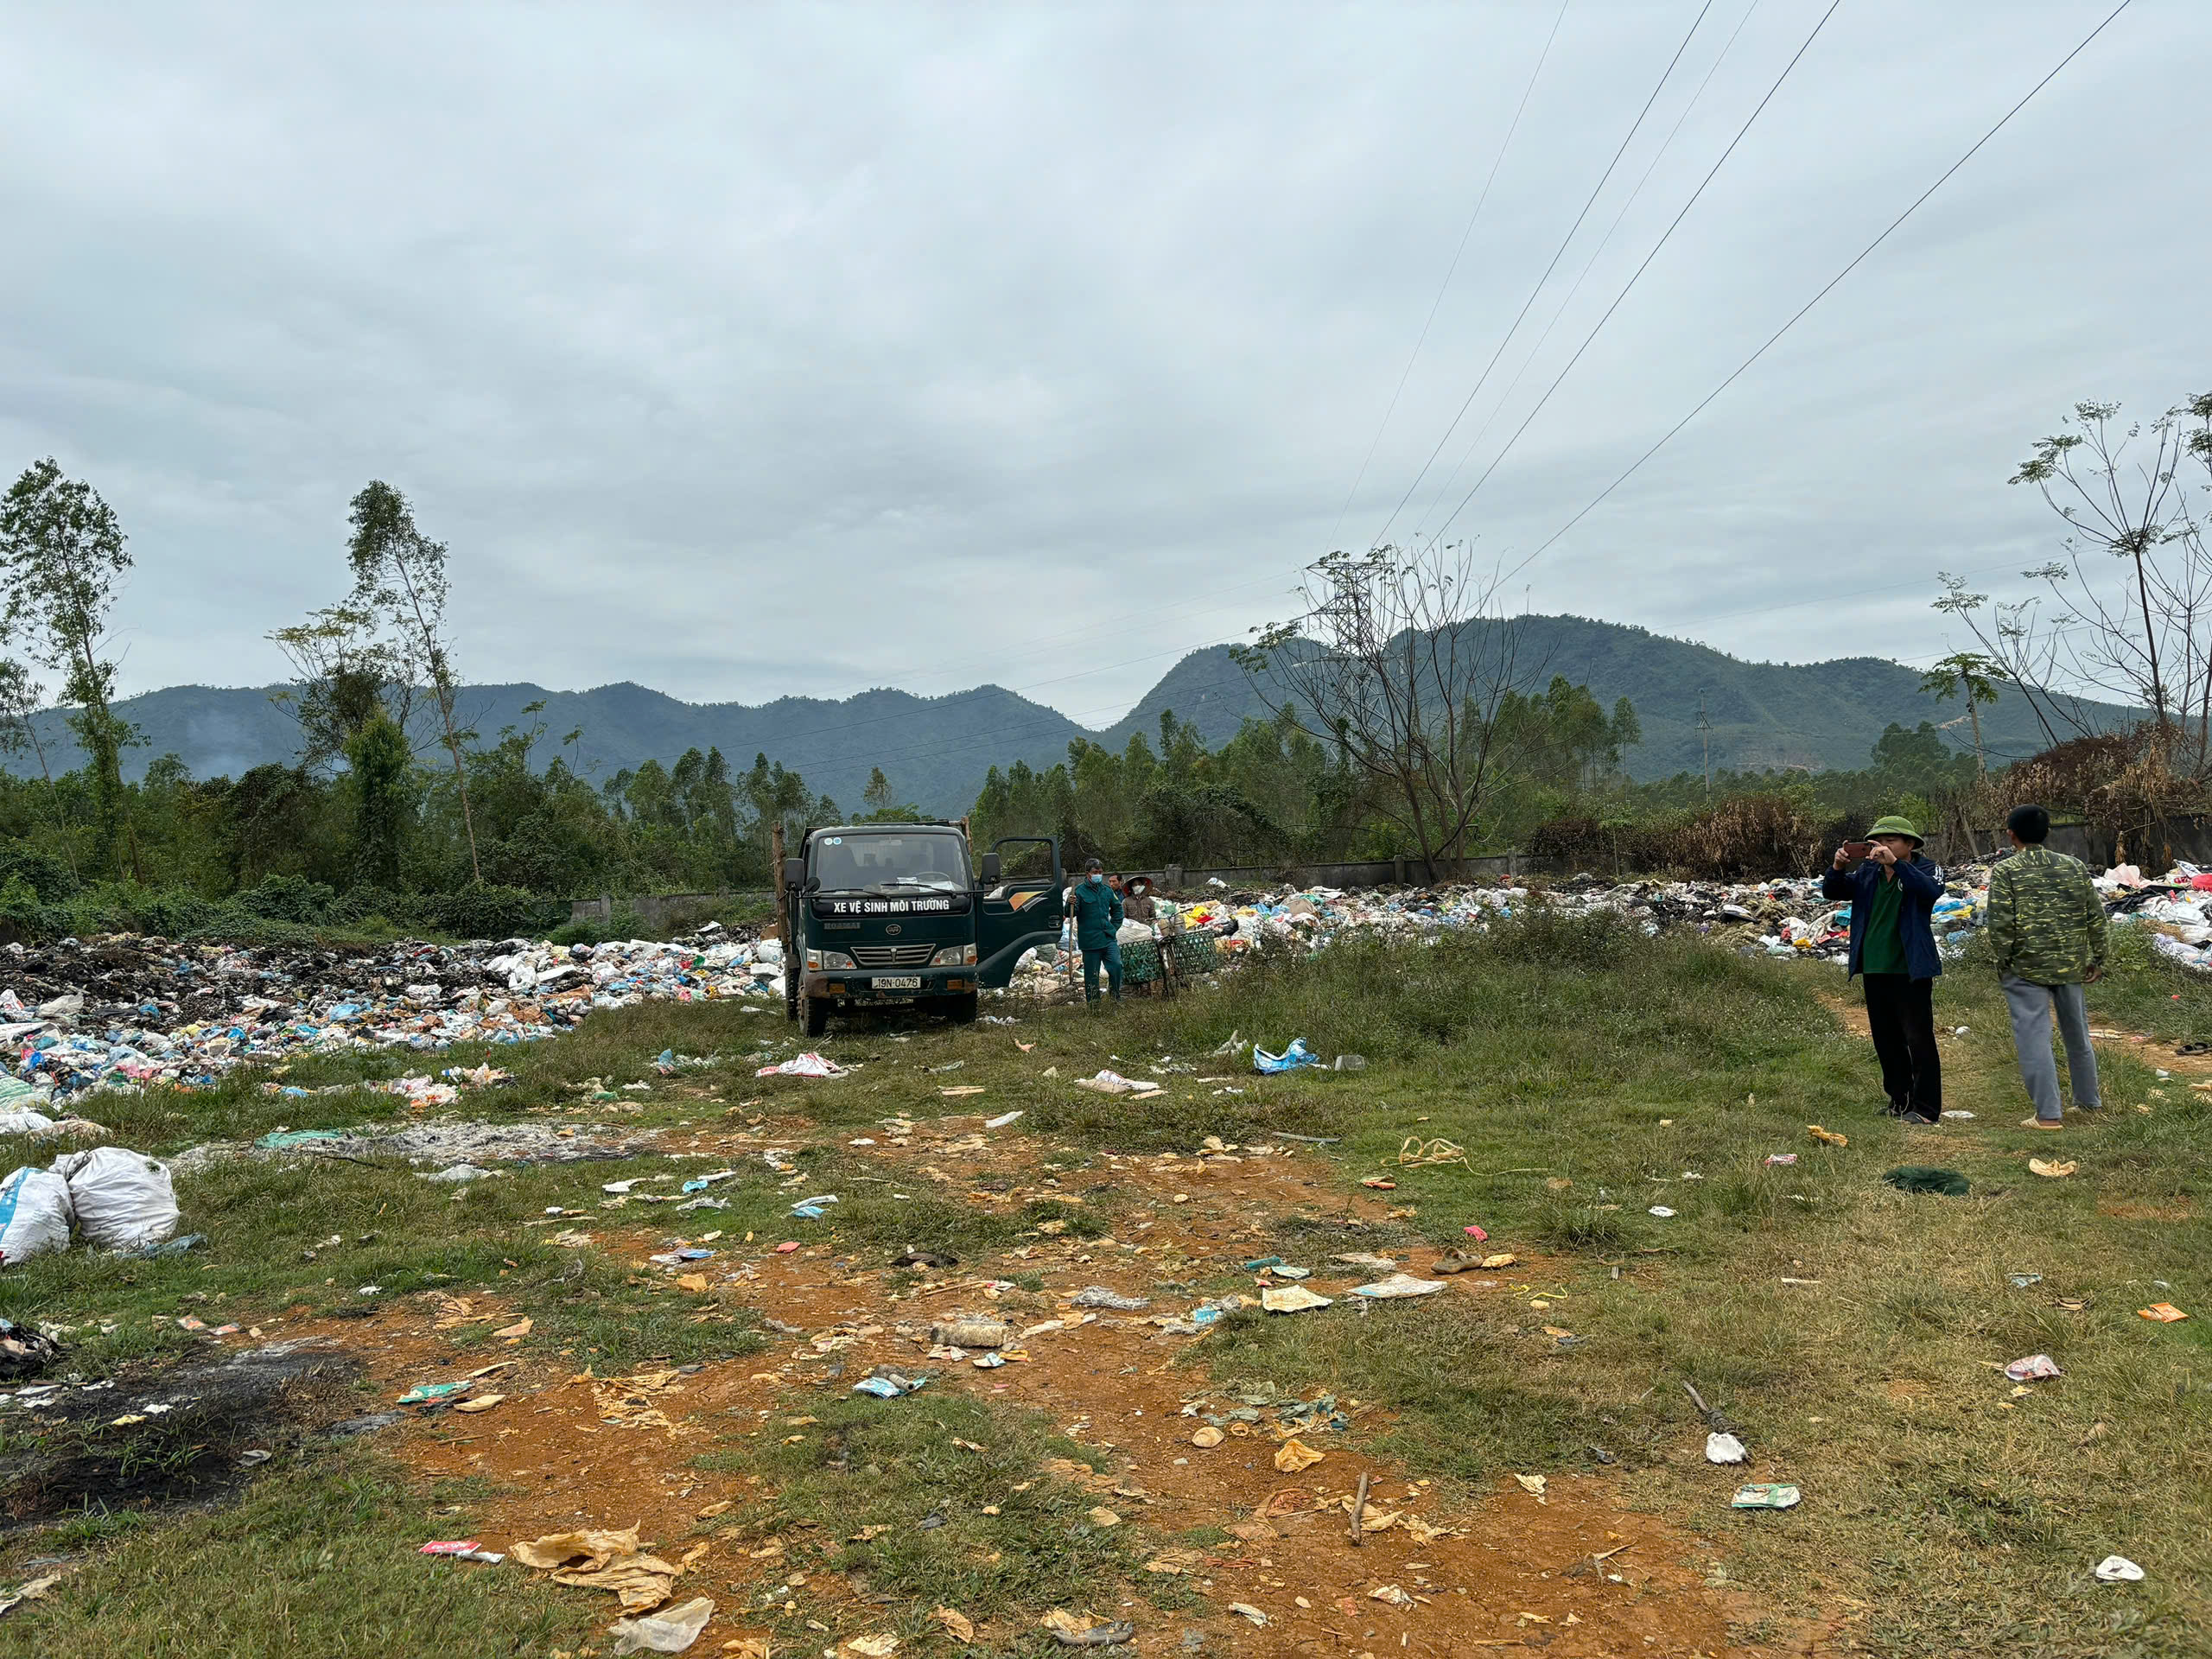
[1696,690,1713,798]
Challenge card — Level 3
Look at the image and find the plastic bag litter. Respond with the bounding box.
[1349,1273,1446,1299]
[2094,1555,2145,1583]
[2005,1354,2063,1382]
[50,1147,178,1251]
[755,1052,847,1078]
[1705,1432,1748,1464]
[610,1595,715,1654]
[1732,1483,1801,1510]
[1253,1039,1322,1074]
[1071,1070,1160,1096]
[852,1370,929,1398]
[0,1112,54,1136]
[0,1167,73,1266]
[1260,1285,1332,1313]
[1071,1287,1150,1310]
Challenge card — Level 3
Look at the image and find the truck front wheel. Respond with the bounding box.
[944,992,979,1025]
[802,988,831,1038]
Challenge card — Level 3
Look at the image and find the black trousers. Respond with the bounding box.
[1862,973,1942,1121]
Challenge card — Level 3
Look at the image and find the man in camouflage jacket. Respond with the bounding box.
[1985,804,2107,1128]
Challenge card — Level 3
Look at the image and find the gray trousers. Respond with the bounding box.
[2000,976,2101,1121]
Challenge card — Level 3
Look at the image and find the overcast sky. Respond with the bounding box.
[3,1,2203,732]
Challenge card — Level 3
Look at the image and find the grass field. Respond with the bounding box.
[2,910,2208,1656]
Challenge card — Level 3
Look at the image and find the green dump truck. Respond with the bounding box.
[780,823,1065,1036]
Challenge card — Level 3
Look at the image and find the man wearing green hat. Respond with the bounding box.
[1822,816,1947,1123]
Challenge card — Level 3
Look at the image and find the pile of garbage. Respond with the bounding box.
[0,928,783,1104]
[2097,861,2212,971]
[1004,871,1996,993]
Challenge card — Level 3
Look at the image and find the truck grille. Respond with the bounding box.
[852,944,937,968]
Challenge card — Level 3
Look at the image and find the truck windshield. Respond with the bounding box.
[811,833,970,894]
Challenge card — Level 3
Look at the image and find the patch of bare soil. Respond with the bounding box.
[270,1116,1808,1656]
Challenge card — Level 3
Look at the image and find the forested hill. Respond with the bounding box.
[1103,616,2124,781]
[9,615,2126,812]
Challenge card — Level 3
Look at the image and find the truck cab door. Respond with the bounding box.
[975,836,1064,988]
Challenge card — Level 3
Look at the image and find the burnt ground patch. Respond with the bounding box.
[0,1338,363,1532]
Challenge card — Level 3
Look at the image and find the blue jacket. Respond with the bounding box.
[1821,853,1945,981]
[1068,877,1123,950]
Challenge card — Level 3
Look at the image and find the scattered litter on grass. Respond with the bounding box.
[1253,1039,1322,1073]
[1070,1287,1149,1310]
[1732,1484,1801,1510]
[931,1606,976,1642]
[1513,1474,1547,1501]
[2094,1555,2145,1583]
[1350,1274,1446,1300]
[2005,1355,2063,1382]
[2139,1303,2190,1323]
[2029,1159,2078,1179]
[1705,1433,1747,1464]
[1273,1439,1324,1472]
[609,1595,715,1654]
[852,1370,930,1398]
[984,1110,1024,1128]
[511,1525,684,1611]
[1647,1206,1675,1218]
[1807,1125,1848,1147]
[756,1052,847,1078]
[1072,1071,1161,1096]
[419,1540,505,1564]
[1398,1136,1465,1167]
[1260,1286,1332,1313]
[1883,1166,1969,1196]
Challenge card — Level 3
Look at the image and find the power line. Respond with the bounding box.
[1500,0,2138,584]
[1410,0,1763,537]
[1368,0,1718,552]
[1423,0,1845,553]
[1322,0,1571,555]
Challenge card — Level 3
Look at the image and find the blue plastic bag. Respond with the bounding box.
[1254,1039,1322,1074]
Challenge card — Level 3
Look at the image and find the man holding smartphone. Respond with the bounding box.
[1823,816,1946,1124]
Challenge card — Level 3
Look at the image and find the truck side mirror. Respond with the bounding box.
[780,858,804,888]
[980,853,1001,882]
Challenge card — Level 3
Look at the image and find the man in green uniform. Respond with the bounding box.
[1985,804,2106,1129]
[1067,856,1124,1007]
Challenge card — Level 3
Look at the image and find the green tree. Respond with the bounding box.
[0,460,140,877]
[858,766,922,823]
[346,481,481,880]
[1917,652,2006,775]
[346,711,412,887]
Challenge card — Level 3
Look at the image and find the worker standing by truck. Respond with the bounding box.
[1069,856,1124,1007]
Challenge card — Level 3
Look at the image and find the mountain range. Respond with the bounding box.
[6,614,2123,815]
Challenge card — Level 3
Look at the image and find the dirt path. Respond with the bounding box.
[290,1117,1792,1656]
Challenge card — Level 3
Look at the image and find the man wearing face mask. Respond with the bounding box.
[1068,856,1125,1007]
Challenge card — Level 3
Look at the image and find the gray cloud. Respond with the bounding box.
[1,1,2203,732]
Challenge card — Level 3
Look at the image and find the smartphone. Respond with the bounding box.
[1840,841,1873,861]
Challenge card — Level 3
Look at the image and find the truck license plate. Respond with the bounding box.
[873,976,923,990]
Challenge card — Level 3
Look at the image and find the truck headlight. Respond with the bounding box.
[805,949,855,970]
[931,943,977,966]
